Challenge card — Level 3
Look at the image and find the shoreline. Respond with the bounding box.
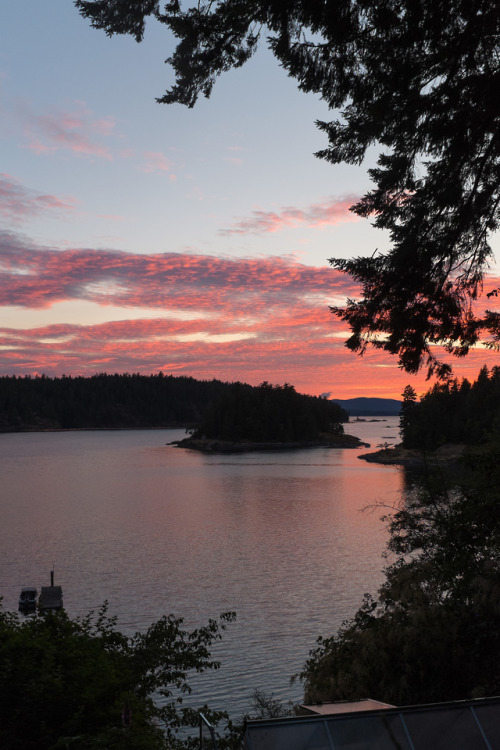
[358,443,467,468]
[0,424,186,434]
[171,432,368,453]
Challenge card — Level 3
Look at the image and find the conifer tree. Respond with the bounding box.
[76,0,500,377]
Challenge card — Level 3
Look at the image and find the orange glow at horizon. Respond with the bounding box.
[1,232,499,400]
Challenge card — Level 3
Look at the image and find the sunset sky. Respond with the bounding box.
[1,1,498,399]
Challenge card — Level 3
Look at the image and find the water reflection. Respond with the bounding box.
[0,419,403,715]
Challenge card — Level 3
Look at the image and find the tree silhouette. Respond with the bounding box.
[0,604,234,749]
[76,0,500,377]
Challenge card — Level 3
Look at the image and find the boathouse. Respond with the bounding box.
[38,571,63,611]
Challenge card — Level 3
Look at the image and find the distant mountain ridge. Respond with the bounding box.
[330,397,401,416]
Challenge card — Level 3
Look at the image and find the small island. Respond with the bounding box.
[172,381,368,453]
[174,432,366,453]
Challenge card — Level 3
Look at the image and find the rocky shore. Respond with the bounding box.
[171,431,368,453]
[359,443,467,468]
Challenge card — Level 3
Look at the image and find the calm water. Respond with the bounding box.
[0,418,402,716]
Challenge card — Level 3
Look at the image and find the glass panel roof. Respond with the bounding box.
[243,698,500,750]
[402,707,488,750]
[329,714,412,749]
[473,704,500,747]
[244,720,331,750]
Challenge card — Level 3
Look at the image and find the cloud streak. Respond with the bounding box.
[1,313,498,398]
[1,230,498,397]
[0,230,357,310]
[0,174,78,222]
[139,151,176,177]
[21,102,115,159]
[220,195,360,235]
[0,229,364,391]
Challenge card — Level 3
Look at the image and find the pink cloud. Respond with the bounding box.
[220,196,361,235]
[1,314,498,399]
[1,230,499,398]
[0,174,78,221]
[140,151,175,175]
[0,230,358,310]
[96,214,129,221]
[22,103,115,160]
[92,117,116,136]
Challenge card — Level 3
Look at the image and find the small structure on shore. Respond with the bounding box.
[39,570,63,611]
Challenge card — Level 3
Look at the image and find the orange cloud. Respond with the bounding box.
[220,196,360,235]
[1,230,499,398]
[1,313,499,399]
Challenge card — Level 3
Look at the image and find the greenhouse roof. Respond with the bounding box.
[242,696,500,749]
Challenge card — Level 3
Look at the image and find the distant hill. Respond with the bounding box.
[330,397,401,416]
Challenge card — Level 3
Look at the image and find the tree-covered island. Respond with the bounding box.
[0,373,228,432]
[0,374,362,450]
[173,381,362,452]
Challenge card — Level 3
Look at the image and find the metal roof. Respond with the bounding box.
[242,696,500,750]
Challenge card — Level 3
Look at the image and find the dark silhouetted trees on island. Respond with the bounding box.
[190,381,348,443]
[0,373,347,436]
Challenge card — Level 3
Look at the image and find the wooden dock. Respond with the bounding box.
[38,571,63,610]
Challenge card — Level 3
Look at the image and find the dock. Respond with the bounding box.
[38,571,63,611]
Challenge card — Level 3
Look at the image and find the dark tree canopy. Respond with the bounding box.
[299,445,500,705]
[0,373,229,431]
[0,373,346,433]
[0,604,235,749]
[190,380,347,442]
[75,0,500,378]
[400,364,500,449]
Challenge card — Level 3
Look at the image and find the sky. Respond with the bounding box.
[1,2,498,399]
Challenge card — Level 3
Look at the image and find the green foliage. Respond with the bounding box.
[75,0,500,377]
[192,381,347,442]
[400,365,500,449]
[299,450,500,705]
[0,604,235,750]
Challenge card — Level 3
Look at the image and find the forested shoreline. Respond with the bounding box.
[0,373,225,431]
[400,366,500,450]
[301,367,500,706]
[0,373,348,436]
